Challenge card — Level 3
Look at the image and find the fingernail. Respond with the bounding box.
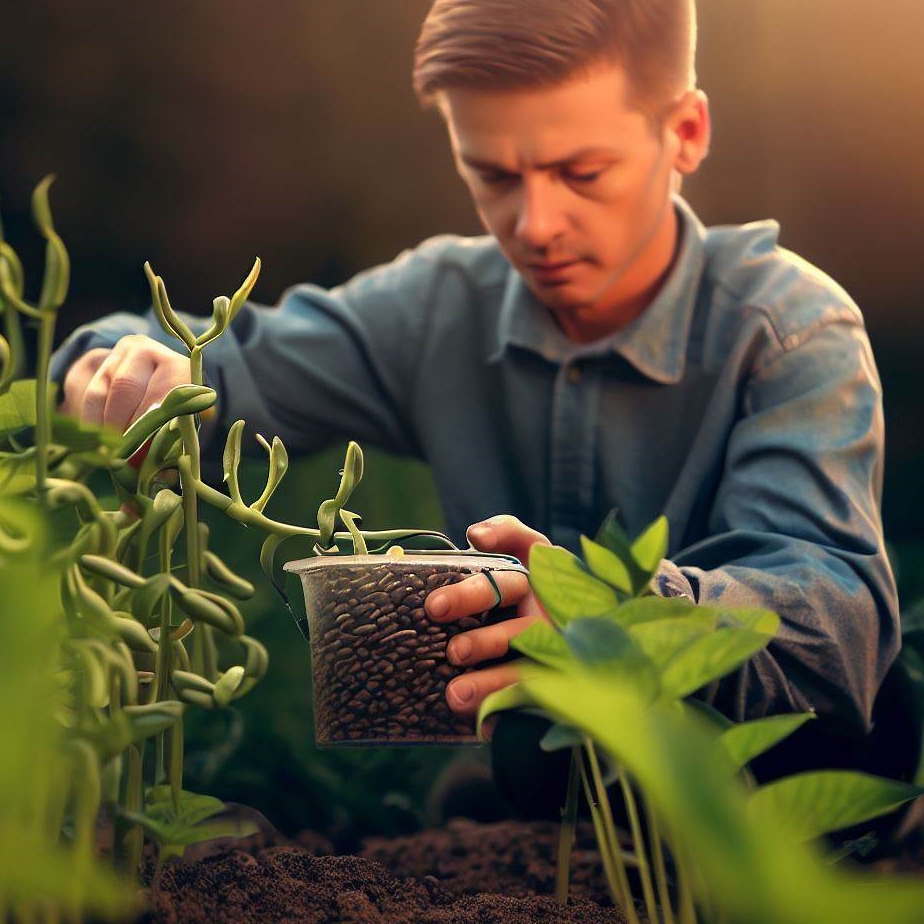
[448,635,472,665]
[448,678,474,705]
[426,592,450,619]
[467,523,497,550]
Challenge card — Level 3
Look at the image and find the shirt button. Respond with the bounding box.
[567,365,582,384]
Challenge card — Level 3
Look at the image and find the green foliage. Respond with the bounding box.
[120,786,259,866]
[748,771,924,842]
[480,515,924,923]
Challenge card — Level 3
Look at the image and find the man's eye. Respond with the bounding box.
[563,168,604,183]
[477,170,517,185]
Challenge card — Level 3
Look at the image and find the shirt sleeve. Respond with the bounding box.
[50,246,441,460]
[667,318,899,736]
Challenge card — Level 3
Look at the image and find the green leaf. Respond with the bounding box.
[594,508,633,560]
[146,786,225,827]
[563,616,650,670]
[607,595,699,628]
[539,722,584,752]
[748,771,924,841]
[630,515,669,575]
[476,681,534,738]
[0,379,36,438]
[528,544,619,627]
[718,713,816,774]
[50,411,122,451]
[120,788,259,859]
[659,615,779,702]
[515,667,924,924]
[0,451,34,497]
[629,611,717,665]
[509,619,572,669]
[580,535,633,594]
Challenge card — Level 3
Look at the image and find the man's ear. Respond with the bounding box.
[668,89,711,175]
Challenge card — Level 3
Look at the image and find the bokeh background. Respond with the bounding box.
[2,0,922,840]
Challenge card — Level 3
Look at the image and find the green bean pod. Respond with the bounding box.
[227,257,261,325]
[32,175,70,312]
[118,385,216,458]
[79,554,146,589]
[204,550,255,599]
[170,670,214,697]
[212,666,245,708]
[222,420,246,506]
[110,611,158,653]
[122,700,184,737]
[144,261,196,350]
[241,636,269,682]
[176,589,243,636]
[250,434,289,513]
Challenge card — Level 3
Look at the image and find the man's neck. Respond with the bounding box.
[554,205,681,345]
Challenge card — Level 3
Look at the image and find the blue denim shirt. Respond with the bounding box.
[52,197,900,736]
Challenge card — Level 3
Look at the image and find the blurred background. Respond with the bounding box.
[1,0,922,841]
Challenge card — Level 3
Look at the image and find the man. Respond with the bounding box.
[52,0,914,785]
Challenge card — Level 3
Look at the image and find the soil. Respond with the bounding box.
[139,819,624,924]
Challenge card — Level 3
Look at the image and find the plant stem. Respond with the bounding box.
[34,311,55,502]
[177,415,214,677]
[577,747,639,924]
[614,763,659,924]
[585,741,645,921]
[114,745,143,879]
[169,716,184,811]
[677,853,697,924]
[649,810,675,924]
[556,748,581,904]
[154,528,174,783]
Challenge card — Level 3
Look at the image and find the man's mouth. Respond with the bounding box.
[526,258,583,283]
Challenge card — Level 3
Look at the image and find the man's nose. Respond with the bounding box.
[513,176,567,249]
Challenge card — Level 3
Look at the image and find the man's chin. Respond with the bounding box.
[523,278,593,313]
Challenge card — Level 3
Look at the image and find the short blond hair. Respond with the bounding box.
[413,0,697,117]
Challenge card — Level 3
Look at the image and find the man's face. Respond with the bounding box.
[440,64,700,339]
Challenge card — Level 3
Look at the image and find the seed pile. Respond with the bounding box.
[307,562,511,744]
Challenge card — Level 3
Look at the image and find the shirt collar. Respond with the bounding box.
[486,195,706,384]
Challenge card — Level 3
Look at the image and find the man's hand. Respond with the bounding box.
[424,514,552,719]
[61,334,192,431]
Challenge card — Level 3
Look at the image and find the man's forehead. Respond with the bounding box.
[439,65,650,163]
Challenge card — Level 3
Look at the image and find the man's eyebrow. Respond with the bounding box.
[459,147,620,172]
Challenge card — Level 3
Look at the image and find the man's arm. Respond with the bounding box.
[434,319,899,746]
[664,318,899,736]
[51,244,440,456]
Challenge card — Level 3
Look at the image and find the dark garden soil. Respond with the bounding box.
[139,819,625,924]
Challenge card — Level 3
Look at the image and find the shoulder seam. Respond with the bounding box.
[748,306,863,379]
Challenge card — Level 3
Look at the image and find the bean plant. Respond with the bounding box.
[0,177,455,922]
[479,514,924,924]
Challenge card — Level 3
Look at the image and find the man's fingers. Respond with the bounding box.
[102,351,155,431]
[466,514,552,564]
[130,357,192,426]
[425,569,530,622]
[60,348,110,417]
[446,662,522,716]
[78,350,123,427]
[447,613,540,666]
